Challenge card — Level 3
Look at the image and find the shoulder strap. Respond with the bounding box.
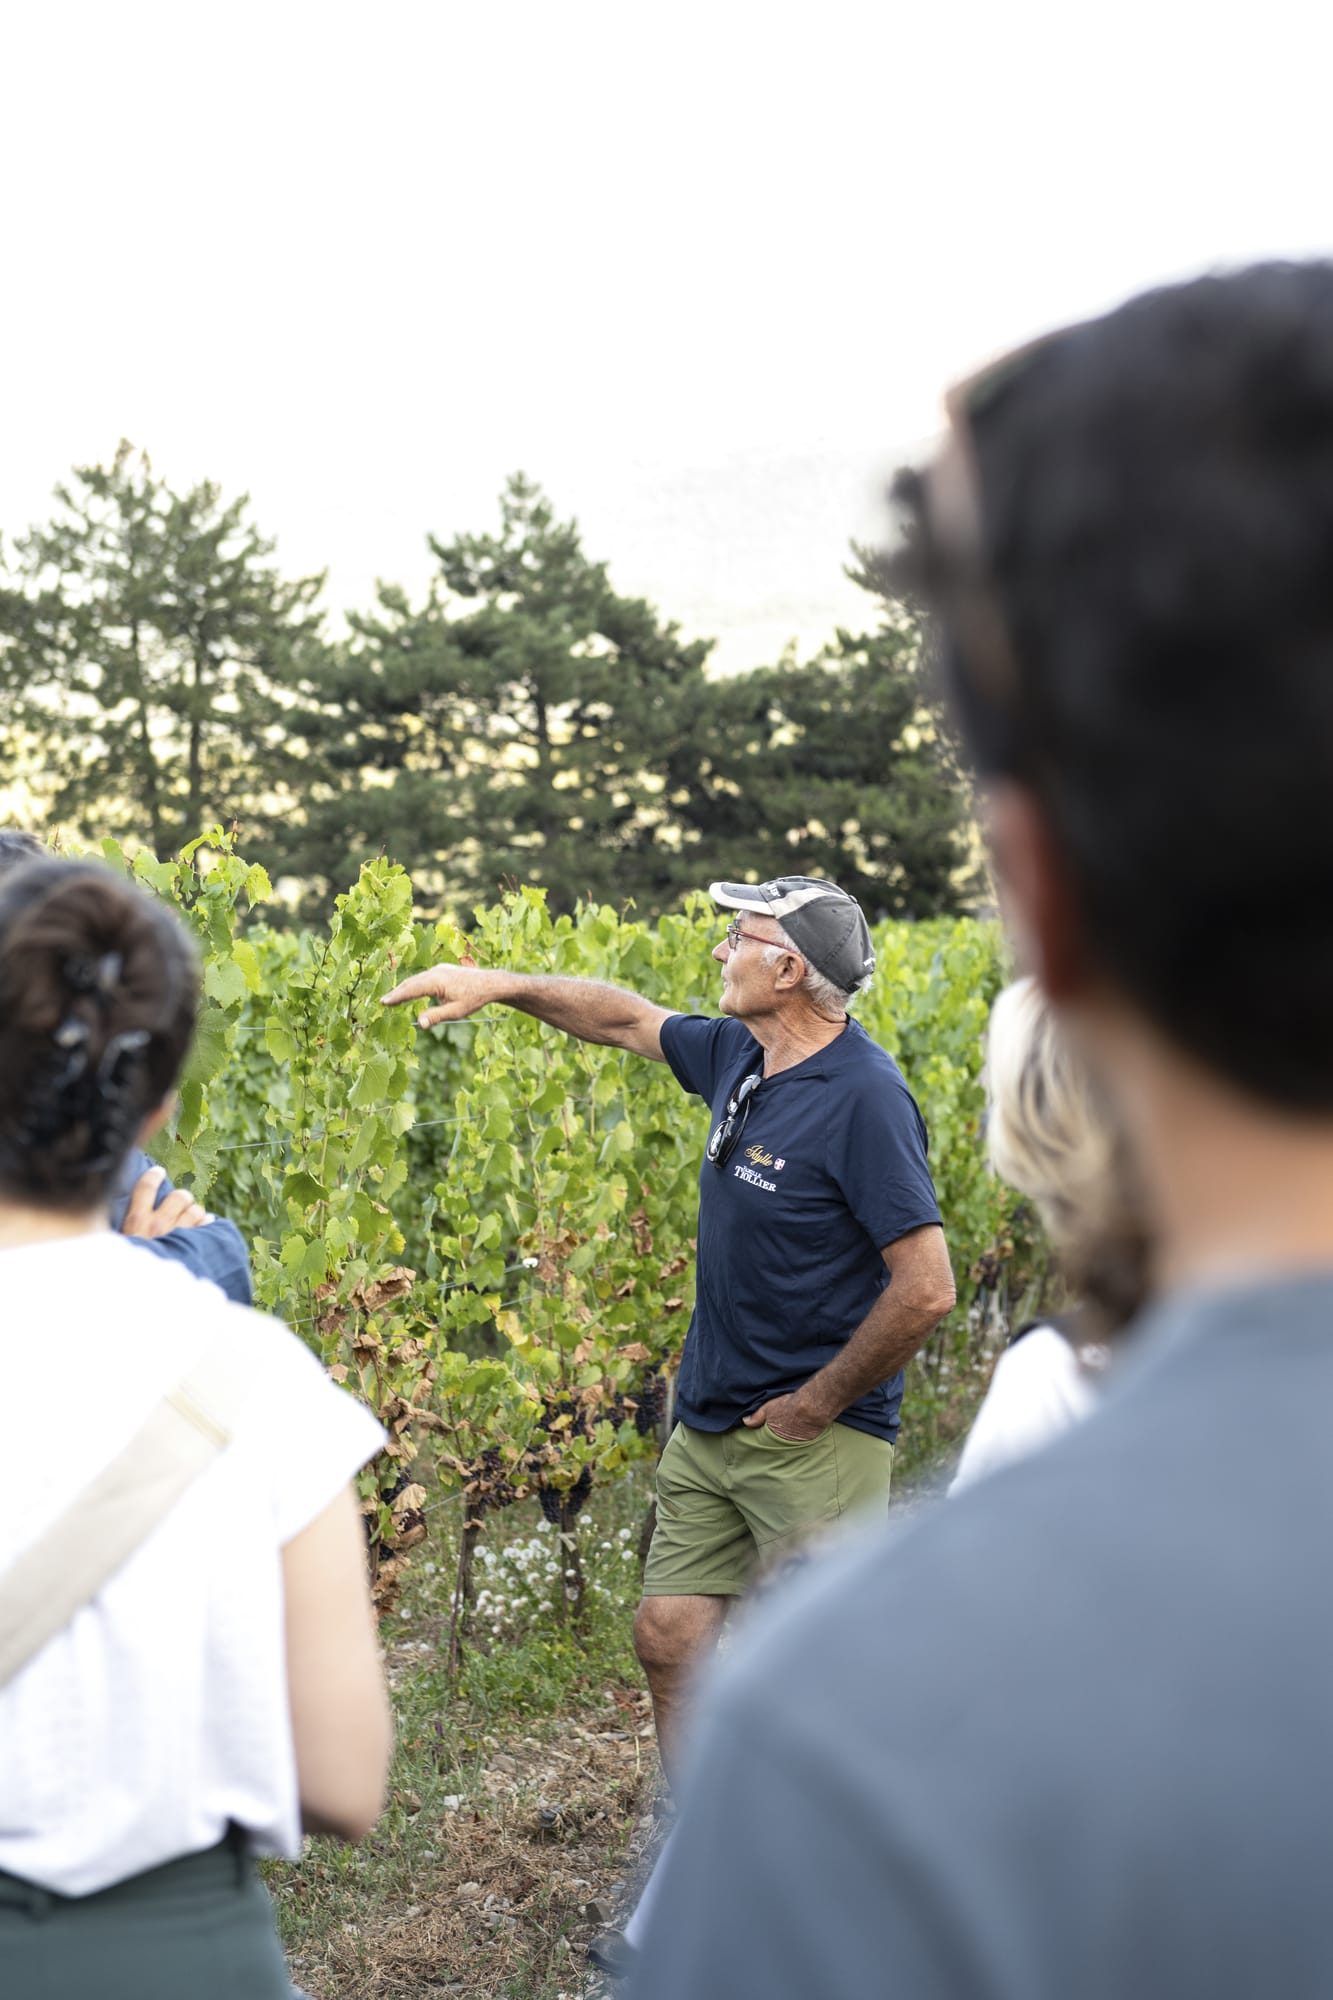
[0,1333,248,1692]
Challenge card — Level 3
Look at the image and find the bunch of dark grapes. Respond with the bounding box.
[525,1395,595,1521]
[470,1446,523,1511]
[361,1467,423,1555]
[540,1395,578,1433]
[634,1368,666,1438]
[537,1464,593,1524]
[382,1468,413,1505]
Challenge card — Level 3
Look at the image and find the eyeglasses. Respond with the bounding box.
[707,1070,761,1170]
[723,918,775,953]
[723,920,805,976]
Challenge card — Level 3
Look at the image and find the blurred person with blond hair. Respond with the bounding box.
[951,974,1149,1492]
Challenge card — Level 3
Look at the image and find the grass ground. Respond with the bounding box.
[267,1424,962,1999]
[266,1471,663,2000]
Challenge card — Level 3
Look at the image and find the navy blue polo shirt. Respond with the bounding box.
[660,1013,942,1444]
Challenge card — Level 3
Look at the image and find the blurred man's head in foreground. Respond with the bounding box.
[893,263,1333,1113]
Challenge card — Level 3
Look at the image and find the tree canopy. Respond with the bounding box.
[0,443,324,851]
[2,455,977,923]
[271,474,713,913]
[684,619,974,919]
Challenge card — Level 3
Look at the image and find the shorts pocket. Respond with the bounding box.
[762,1421,830,1447]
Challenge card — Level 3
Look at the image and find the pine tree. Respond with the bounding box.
[272,474,713,915]
[0,442,326,851]
[679,603,976,919]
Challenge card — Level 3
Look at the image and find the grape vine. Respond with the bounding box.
[106,832,1039,1639]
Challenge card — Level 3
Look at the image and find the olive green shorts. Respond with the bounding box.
[642,1419,894,1598]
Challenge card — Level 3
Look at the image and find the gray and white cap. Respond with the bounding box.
[709,876,876,994]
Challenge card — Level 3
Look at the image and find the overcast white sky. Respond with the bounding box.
[3,0,1332,672]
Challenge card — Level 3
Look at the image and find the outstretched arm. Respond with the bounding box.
[382,964,675,1061]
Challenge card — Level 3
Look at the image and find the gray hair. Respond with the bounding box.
[762,924,859,1018]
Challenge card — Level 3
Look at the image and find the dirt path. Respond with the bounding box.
[277,1680,662,2000]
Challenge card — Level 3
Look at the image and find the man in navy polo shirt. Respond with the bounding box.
[386,873,955,1782]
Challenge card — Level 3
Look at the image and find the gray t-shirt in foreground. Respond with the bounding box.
[629,1272,1333,2000]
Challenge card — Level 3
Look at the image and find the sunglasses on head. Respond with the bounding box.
[707,1070,761,1170]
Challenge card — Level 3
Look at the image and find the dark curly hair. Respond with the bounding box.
[0,859,199,1209]
[893,262,1333,1111]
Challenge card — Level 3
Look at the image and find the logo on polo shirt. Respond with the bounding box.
[734,1142,789,1190]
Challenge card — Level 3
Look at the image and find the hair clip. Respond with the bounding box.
[62,951,122,1000]
[97,1028,150,1087]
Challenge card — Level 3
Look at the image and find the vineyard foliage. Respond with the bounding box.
[102,835,1036,1595]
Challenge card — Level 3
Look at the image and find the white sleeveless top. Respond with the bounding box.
[0,1231,385,1896]
[949,1322,1099,1495]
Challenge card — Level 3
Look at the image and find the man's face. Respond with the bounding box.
[711,914,789,1018]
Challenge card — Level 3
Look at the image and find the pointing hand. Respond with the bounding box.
[381,963,499,1029]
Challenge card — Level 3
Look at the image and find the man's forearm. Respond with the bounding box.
[473,971,655,1047]
[383,959,671,1057]
[801,1287,950,1424]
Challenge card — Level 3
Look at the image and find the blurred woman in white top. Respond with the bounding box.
[0,857,392,1997]
[951,976,1150,1494]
